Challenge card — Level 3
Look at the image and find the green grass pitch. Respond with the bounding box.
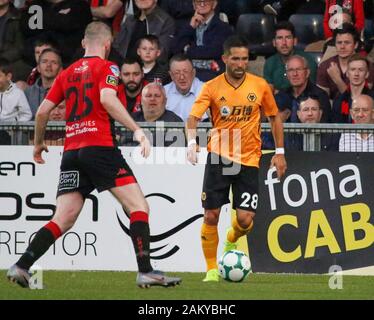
[1,270,373,300]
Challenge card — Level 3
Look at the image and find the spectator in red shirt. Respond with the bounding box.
[323,0,364,39]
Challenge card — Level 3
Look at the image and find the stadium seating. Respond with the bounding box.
[236,13,276,59]
[220,0,262,26]
[364,18,374,42]
[307,51,323,66]
[289,14,324,50]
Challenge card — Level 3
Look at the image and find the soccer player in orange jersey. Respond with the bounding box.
[186,35,287,281]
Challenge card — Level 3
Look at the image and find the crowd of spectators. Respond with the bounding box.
[0,0,374,151]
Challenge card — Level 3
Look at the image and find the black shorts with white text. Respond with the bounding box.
[57,146,136,198]
[201,153,259,212]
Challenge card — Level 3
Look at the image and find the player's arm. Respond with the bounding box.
[100,87,150,157]
[186,115,201,165]
[268,113,287,180]
[33,99,57,164]
[185,83,211,165]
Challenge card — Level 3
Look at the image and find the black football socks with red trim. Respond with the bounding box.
[16,221,62,270]
[130,211,153,273]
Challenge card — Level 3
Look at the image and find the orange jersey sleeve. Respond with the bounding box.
[190,83,211,119]
[261,80,278,117]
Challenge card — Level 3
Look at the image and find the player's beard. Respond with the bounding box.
[228,66,245,80]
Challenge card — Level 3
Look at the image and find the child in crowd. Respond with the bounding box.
[136,35,170,85]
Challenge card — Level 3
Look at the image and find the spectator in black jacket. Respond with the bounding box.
[0,0,30,81]
[171,0,233,81]
[121,82,184,146]
[137,35,170,85]
[111,0,175,65]
[275,55,331,123]
[20,0,92,67]
[159,0,194,32]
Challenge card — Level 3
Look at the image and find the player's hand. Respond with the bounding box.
[187,142,200,165]
[270,154,287,180]
[33,144,49,164]
[134,129,151,158]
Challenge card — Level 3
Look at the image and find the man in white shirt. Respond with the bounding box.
[164,54,207,122]
[339,94,374,152]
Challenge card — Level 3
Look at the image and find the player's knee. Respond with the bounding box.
[53,208,79,233]
[204,209,220,225]
[237,213,254,229]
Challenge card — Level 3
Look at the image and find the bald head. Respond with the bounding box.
[352,94,374,110]
[141,82,167,121]
[141,82,166,100]
[84,21,113,45]
[82,21,113,59]
[351,94,374,124]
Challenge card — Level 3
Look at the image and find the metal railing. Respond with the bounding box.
[1,121,374,152]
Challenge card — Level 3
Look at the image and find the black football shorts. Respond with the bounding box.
[201,152,259,212]
[57,146,136,198]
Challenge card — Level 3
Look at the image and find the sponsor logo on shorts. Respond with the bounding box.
[201,192,207,201]
[58,171,79,191]
[117,168,127,176]
[106,75,118,86]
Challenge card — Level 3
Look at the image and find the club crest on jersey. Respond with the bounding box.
[247,93,257,102]
[74,60,89,73]
[109,65,120,77]
[220,106,231,117]
[106,75,118,86]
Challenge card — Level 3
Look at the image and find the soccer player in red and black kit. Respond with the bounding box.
[6,21,181,289]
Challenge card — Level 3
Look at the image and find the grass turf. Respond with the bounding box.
[0,270,373,300]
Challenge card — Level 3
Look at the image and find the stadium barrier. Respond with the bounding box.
[1,121,374,151]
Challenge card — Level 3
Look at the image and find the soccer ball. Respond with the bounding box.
[218,250,251,282]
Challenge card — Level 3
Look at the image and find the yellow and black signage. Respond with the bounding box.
[249,151,374,273]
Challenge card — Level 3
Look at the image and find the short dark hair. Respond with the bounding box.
[298,94,321,110]
[0,58,12,75]
[223,35,249,55]
[333,22,360,44]
[38,48,62,66]
[137,34,160,49]
[274,21,295,38]
[169,53,193,68]
[33,35,59,51]
[121,56,143,69]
